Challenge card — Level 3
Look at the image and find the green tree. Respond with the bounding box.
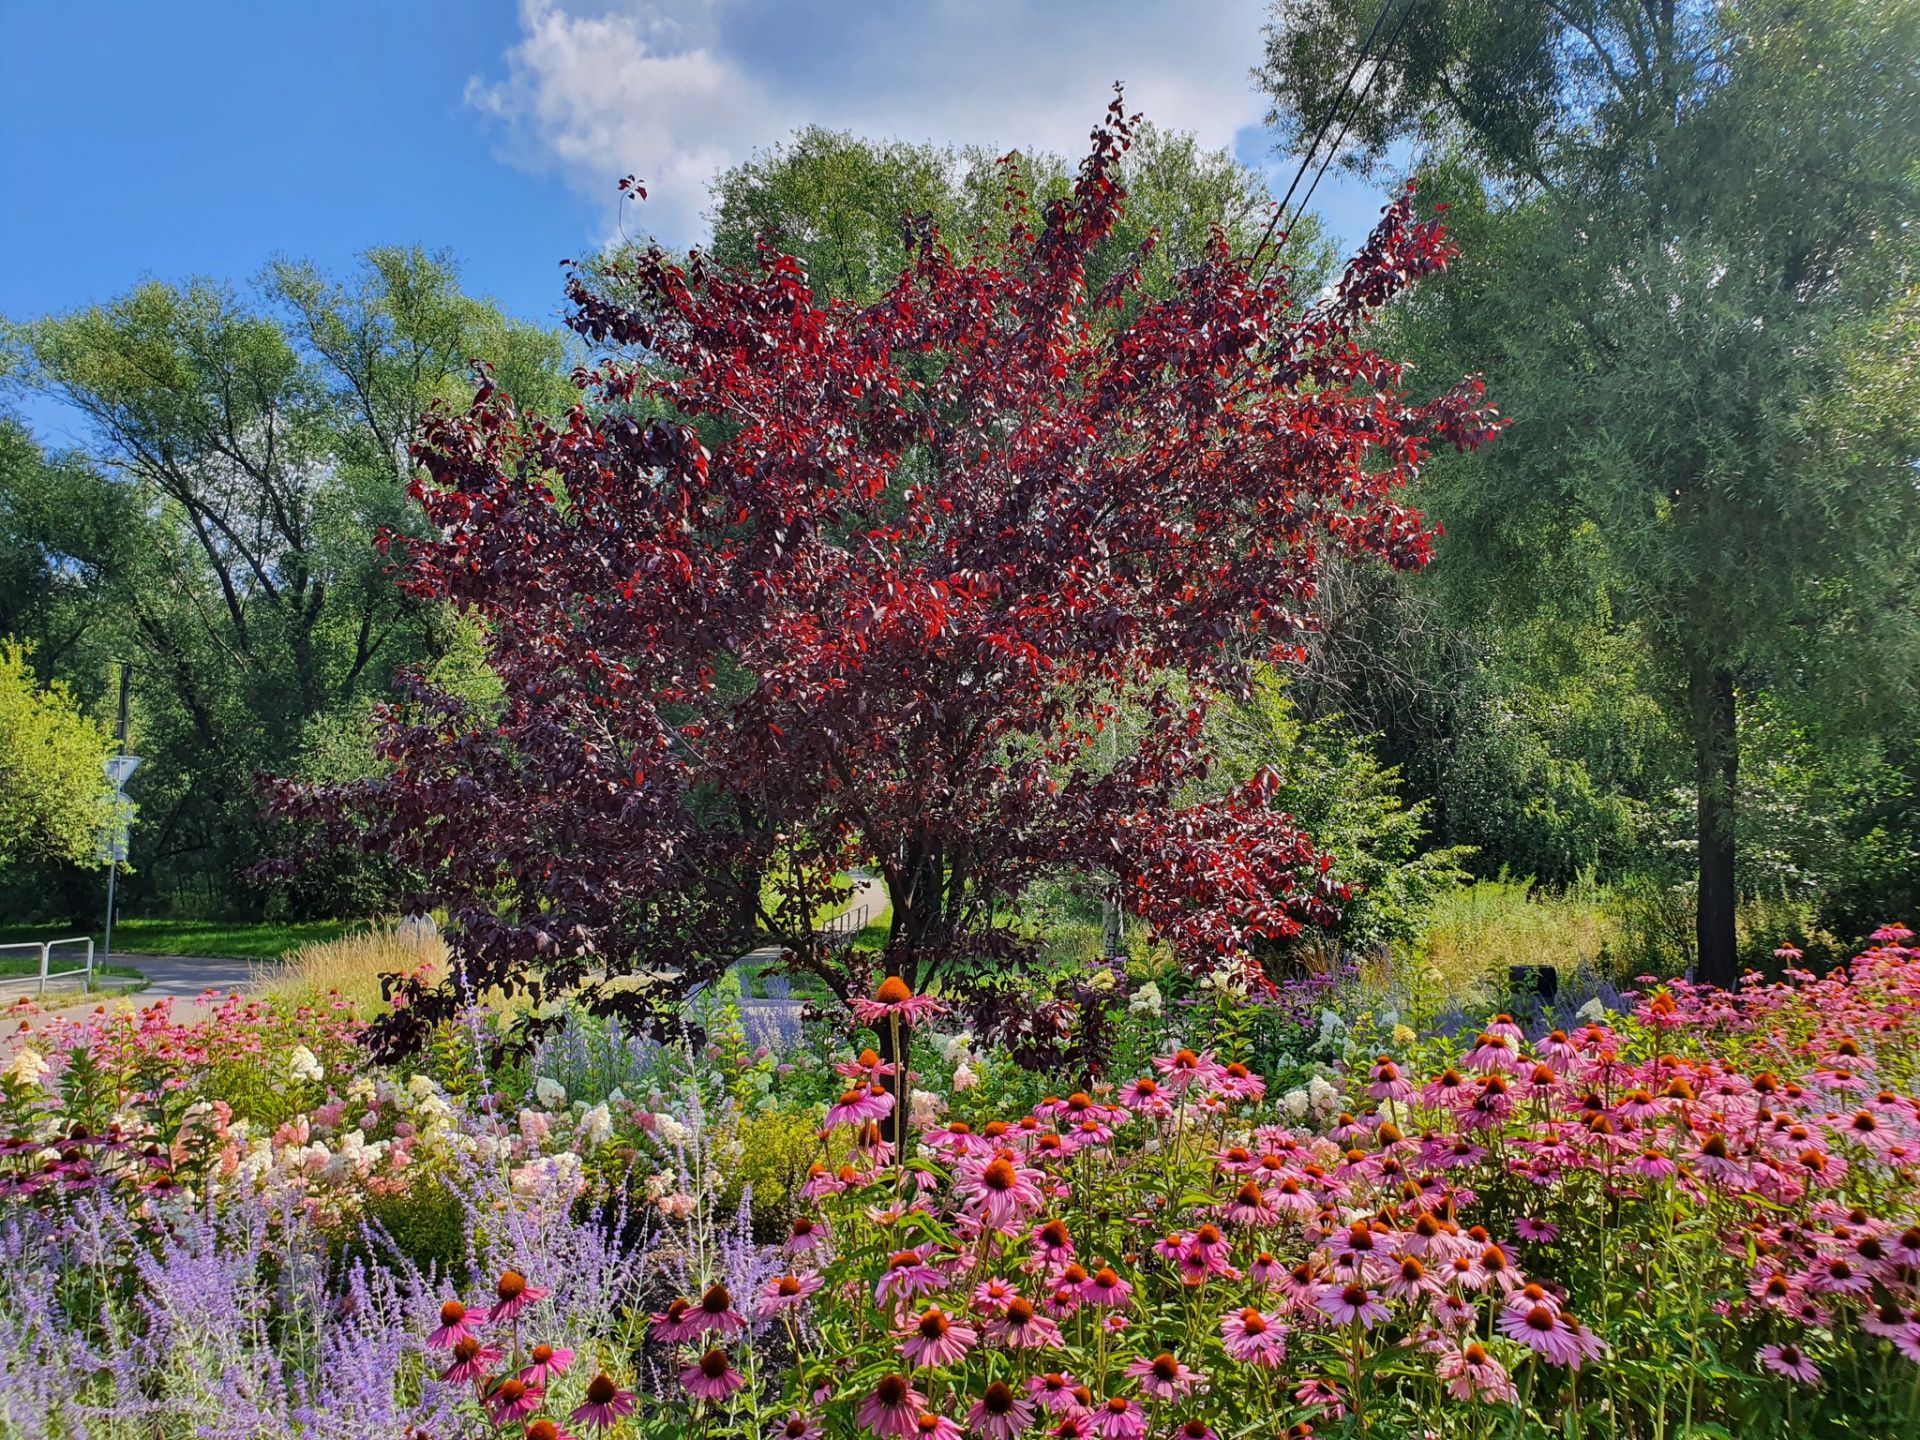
[697,121,1335,307]
[1261,0,1920,981]
[2,249,570,914]
[0,640,114,873]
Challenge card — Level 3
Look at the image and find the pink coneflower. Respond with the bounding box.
[1214,1061,1266,1102]
[1384,1255,1441,1302]
[1026,1373,1083,1416]
[913,1412,963,1440]
[1366,1056,1414,1103]
[851,976,947,1027]
[760,1272,824,1315]
[1293,1378,1347,1419]
[1170,1422,1218,1440]
[1514,1217,1560,1243]
[1497,1304,1581,1365]
[1221,1180,1280,1228]
[1030,1219,1076,1268]
[1185,1223,1232,1272]
[1117,1077,1172,1117]
[1463,1031,1522,1074]
[775,1412,825,1440]
[571,1374,638,1431]
[1151,1048,1220,1093]
[878,1249,948,1306]
[990,1295,1066,1349]
[826,1084,896,1132]
[1081,1267,1134,1308]
[972,1277,1018,1314]
[1436,1342,1515,1403]
[1805,1255,1873,1296]
[524,1420,577,1440]
[486,1376,544,1424]
[488,1270,548,1324]
[959,1153,1047,1230]
[1124,1352,1202,1401]
[858,1375,927,1438]
[428,1298,479,1349]
[440,1334,503,1385]
[521,1342,575,1386]
[1093,1397,1146,1440]
[1220,1305,1288,1365]
[681,1348,749,1402]
[693,1282,747,1337]
[1756,1342,1821,1385]
[1631,1147,1679,1180]
[967,1381,1036,1440]
[1555,1311,1608,1368]
[1315,1282,1390,1329]
[901,1308,977,1368]
[837,1047,898,1079]
[786,1215,828,1255]
[649,1296,703,1343]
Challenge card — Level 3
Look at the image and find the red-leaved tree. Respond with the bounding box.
[269,98,1499,1055]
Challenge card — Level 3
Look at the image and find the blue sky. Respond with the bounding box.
[2,0,1401,446]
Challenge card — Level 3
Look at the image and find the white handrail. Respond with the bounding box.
[0,936,97,995]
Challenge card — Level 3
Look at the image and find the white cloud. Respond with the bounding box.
[468,0,1275,247]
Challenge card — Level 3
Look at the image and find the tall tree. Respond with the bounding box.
[1261,0,1920,981]
[273,100,1499,1054]
[3,250,571,911]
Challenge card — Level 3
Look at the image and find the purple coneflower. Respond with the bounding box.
[570,1374,637,1431]
[440,1334,502,1385]
[775,1411,825,1440]
[851,976,947,1027]
[1220,1306,1287,1365]
[1093,1397,1146,1440]
[1315,1283,1390,1329]
[1081,1267,1134,1308]
[488,1270,548,1324]
[486,1377,544,1424]
[427,1298,478,1349]
[858,1374,927,1438]
[1496,1304,1581,1366]
[760,1272,824,1315]
[901,1307,977,1368]
[1756,1342,1821,1385]
[682,1348,749,1402]
[1123,1352,1202,1401]
[521,1342,574,1386]
[877,1248,948,1306]
[1026,1373,1083,1415]
[524,1420,577,1440]
[967,1380,1035,1440]
[991,1295,1065,1349]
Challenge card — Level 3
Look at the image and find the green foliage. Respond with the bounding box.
[704,121,1335,309]
[0,638,114,873]
[1206,667,1473,955]
[0,250,570,917]
[718,1106,820,1243]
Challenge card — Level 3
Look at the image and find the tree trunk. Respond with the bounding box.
[1691,664,1739,988]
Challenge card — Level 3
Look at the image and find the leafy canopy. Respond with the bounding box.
[274,99,1499,1053]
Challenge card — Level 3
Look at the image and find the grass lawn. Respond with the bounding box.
[0,918,362,963]
[0,954,144,980]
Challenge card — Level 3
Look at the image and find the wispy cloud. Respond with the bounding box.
[468,0,1275,245]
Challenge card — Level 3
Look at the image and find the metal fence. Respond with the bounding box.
[820,904,869,952]
[0,937,95,996]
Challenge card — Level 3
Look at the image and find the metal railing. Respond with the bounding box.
[820,904,870,952]
[0,937,95,996]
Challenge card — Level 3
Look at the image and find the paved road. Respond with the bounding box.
[2,953,278,1039]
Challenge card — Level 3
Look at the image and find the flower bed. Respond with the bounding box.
[2,930,1917,1437]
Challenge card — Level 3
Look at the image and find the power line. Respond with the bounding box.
[1284,0,1420,256]
[1248,0,1401,275]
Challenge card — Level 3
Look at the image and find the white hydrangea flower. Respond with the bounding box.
[1576,997,1607,1022]
[1281,1087,1310,1119]
[579,1103,613,1146]
[654,1113,691,1148]
[6,1048,51,1087]
[1128,981,1163,1017]
[1307,1075,1340,1115]
[952,1063,979,1092]
[287,1045,324,1084]
[534,1077,567,1110]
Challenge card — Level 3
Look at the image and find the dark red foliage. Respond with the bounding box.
[268,98,1499,1054]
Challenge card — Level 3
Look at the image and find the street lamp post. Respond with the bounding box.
[102,754,140,965]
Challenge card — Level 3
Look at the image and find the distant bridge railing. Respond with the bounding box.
[820,904,869,953]
[0,937,95,995]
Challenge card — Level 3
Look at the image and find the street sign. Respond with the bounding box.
[105,754,142,788]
